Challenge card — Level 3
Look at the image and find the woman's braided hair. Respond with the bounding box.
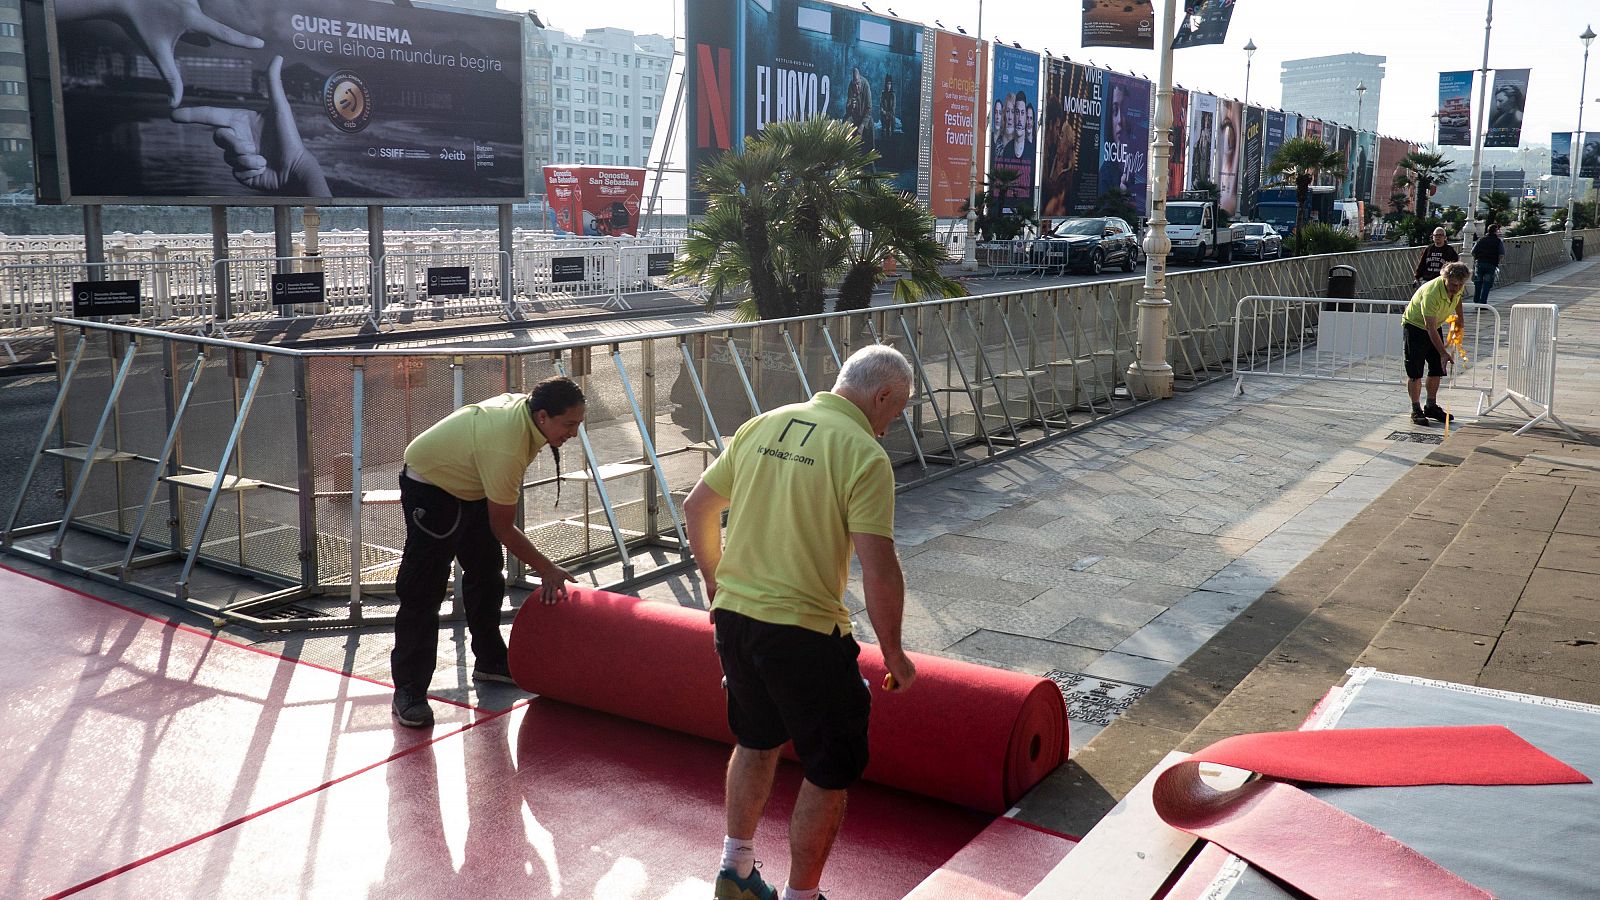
[528,376,585,504]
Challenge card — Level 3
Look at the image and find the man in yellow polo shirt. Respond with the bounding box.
[1402,261,1470,427]
[391,376,586,728]
[683,345,919,900]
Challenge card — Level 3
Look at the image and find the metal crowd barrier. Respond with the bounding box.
[1231,296,1503,413]
[374,249,515,326]
[211,253,378,331]
[1484,304,1579,437]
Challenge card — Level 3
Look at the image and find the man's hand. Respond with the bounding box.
[59,0,264,108]
[172,57,331,197]
[533,562,575,605]
[881,649,917,692]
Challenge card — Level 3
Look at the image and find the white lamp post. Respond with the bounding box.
[1464,0,1494,250]
[1127,0,1178,400]
[1242,38,1257,109]
[1567,25,1594,248]
[1353,83,1366,201]
[961,0,986,271]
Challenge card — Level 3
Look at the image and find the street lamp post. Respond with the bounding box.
[1127,0,1178,400]
[961,0,986,271]
[1242,38,1257,109]
[1464,0,1494,251]
[1567,25,1595,249]
[1354,83,1366,201]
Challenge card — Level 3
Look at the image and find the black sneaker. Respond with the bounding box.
[392,687,435,728]
[472,660,518,685]
[1423,403,1452,425]
[1410,409,1431,426]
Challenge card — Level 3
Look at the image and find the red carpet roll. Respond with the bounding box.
[508,588,1068,813]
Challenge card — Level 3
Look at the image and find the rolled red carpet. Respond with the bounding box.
[508,588,1067,813]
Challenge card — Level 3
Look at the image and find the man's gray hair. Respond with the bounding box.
[834,344,913,393]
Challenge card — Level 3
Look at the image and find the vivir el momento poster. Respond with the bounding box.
[1041,59,1102,217]
[44,0,525,204]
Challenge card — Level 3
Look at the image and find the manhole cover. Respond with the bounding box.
[1045,670,1151,727]
[1386,431,1444,445]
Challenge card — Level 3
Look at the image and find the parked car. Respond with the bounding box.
[1032,216,1141,275]
[1234,222,1284,260]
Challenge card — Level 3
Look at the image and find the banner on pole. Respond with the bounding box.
[1580,133,1600,179]
[1552,132,1572,177]
[1484,69,1530,148]
[1172,0,1236,50]
[1437,71,1474,146]
[1083,0,1154,49]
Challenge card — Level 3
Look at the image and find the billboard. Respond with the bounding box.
[1098,72,1149,216]
[1355,131,1377,202]
[1041,59,1102,218]
[1336,126,1355,197]
[1485,69,1530,148]
[1379,136,1411,213]
[1263,110,1285,181]
[1241,106,1263,217]
[1187,92,1217,191]
[1284,113,1301,142]
[1552,132,1572,177]
[991,45,1041,213]
[686,0,925,201]
[1168,89,1189,200]
[1438,71,1474,146]
[41,0,524,205]
[1172,0,1237,49]
[930,32,987,217]
[1083,0,1154,50]
[1216,98,1242,214]
[543,166,645,236]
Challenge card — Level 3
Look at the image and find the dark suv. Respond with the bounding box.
[1034,217,1142,275]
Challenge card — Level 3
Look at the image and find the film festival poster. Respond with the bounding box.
[1263,109,1286,181]
[1437,71,1474,146]
[1167,88,1189,200]
[1484,68,1530,148]
[1186,92,1217,193]
[1172,0,1236,50]
[685,0,924,201]
[1097,71,1150,216]
[1551,132,1572,177]
[1241,106,1264,216]
[930,30,987,218]
[1582,133,1600,180]
[990,45,1041,215]
[1082,0,1154,50]
[1336,126,1355,198]
[1380,136,1411,210]
[1355,131,1377,203]
[1216,97,1242,215]
[1284,112,1302,143]
[48,0,524,203]
[1041,59,1102,218]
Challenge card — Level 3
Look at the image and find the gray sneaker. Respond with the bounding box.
[472,660,519,685]
[392,687,435,728]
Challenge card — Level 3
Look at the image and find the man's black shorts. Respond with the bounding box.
[713,609,871,790]
[1403,323,1446,379]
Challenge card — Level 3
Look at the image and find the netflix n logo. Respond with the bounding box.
[695,43,732,150]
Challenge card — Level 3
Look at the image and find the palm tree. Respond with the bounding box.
[676,116,965,321]
[1393,150,1456,223]
[836,180,966,311]
[1265,137,1346,256]
[1478,190,1512,227]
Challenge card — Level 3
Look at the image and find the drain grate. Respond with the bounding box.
[259,605,335,621]
[1045,670,1151,727]
[1386,431,1444,445]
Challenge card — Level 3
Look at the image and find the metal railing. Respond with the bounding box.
[1483,304,1579,437]
[1232,296,1503,413]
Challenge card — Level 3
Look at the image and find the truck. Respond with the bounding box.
[1165,195,1247,264]
[1256,186,1338,240]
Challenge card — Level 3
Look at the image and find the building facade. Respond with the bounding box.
[1280,53,1386,131]
[536,25,673,180]
[0,0,30,197]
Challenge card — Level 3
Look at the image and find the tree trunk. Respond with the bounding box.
[1416,181,1431,223]
[836,260,882,312]
[741,205,786,321]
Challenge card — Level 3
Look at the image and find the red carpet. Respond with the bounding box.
[1152,727,1591,900]
[903,818,1078,899]
[0,565,471,899]
[83,700,992,899]
[508,587,1068,812]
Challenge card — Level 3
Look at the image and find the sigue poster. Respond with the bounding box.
[47,0,524,204]
[1098,71,1150,216]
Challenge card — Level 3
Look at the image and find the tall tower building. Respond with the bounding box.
[1280,53,1386,130]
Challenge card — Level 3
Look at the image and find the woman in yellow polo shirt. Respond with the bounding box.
[390,376,586,728]
[1402,262,1470,427]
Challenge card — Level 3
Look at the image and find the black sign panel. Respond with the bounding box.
[646,252,674,277]
[71,280,141,317]
[551,256,586,284]
[426,266,472,297]
[270,271,326,305]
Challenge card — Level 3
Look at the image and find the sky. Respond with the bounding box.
[500,0,1600,146]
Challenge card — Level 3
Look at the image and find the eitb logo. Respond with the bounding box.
[323,70,373,133]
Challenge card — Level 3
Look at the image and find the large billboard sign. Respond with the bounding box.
[1041,59,1100,218]
[38,0,525,205]
[1167,89,1189,200]
[990,45,1040,213]
[542,166,645,236]
[687,0,925,201]
[1099,71,1149,216]
[1186,92,1217,192]
[1216,98,1242,215]
[930,31,986,217]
